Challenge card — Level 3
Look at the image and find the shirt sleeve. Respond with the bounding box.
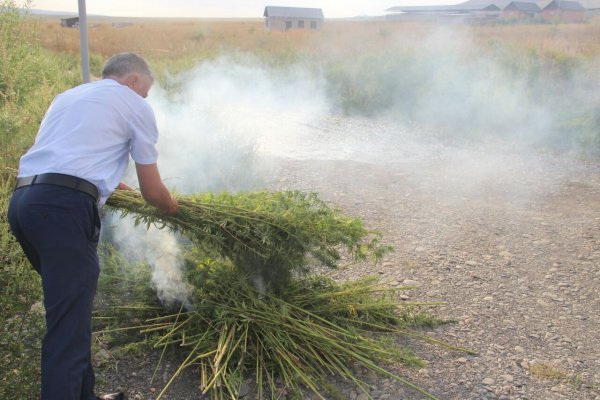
[129,100,159,165]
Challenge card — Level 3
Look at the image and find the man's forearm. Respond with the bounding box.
[140,183,178,215]
[135,162,179,215]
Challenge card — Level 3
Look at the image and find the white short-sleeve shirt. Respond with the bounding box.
[18,78,159,206]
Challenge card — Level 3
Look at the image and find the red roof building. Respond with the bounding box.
[542,1,586,23]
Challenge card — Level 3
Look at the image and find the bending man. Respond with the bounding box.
[7,52,178,400]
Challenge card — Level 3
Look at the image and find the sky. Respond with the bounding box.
[29,0,460,18]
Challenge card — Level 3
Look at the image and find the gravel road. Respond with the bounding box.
[264,119,600,400]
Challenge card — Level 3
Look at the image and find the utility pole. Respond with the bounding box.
[78,0,90,83]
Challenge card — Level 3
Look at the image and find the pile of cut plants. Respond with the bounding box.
[98,190,468,400]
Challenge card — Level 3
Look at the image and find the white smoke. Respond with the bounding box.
[109,216,191,308]
[105,26,598,305]
[151,55,330,193]
[109,55,331,305]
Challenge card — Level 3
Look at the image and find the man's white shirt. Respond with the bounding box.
[18,79,159,206]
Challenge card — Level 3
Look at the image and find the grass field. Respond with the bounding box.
[21,15,599,141]
[29,15,600,147]
[32,16,600,60]
[1,2,600,397]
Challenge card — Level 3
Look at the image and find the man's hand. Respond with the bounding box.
[164,196,179,216]
[117,181,134,191]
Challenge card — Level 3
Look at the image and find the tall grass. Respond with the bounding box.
[0,2,81,398]
[30,16,600,151]
[0,2,80,175]
[32,18,600,61]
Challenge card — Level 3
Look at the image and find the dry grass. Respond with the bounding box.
[32,17,320,60]
[529,363,572,381]
[29,16,600,63]
[528,363,584,388]
[470,21,600,57]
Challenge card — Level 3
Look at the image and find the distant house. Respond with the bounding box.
[386,0,597,22]
[467,4,502,24]
[585,0,600,16]
[542,0,586,22]
[60,17,79,28]
[263,6,324,31]
[386,2,501,24]
[501,1,541,20]
[482,4,502,12]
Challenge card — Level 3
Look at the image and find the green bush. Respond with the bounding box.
[0,178,44,400]
[0,2,81,398]
[0,1,80,172]
[321,40,600,151]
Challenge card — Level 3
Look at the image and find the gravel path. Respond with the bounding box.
[265,133,600,400]
[97,119,600,400]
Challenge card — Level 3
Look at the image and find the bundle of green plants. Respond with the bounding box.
[95,248,463,400]
[102,191,472,399]
[106,190,392,292]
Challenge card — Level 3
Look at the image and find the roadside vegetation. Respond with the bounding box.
[0,2,81,398]
[2,1,600,398]
[31,15,600,150]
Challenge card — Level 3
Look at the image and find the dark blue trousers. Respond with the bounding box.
[8,184,101,400]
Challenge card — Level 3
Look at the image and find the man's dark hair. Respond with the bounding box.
[101,52,153,79]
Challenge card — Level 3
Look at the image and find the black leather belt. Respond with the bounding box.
[15,173,99,202]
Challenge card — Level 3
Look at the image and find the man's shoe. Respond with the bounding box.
[97,391,126,400]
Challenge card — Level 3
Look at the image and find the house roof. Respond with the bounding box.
[584,0,600,10]
[504,1,542,11]
[386,0,539,13]
[543,0,586,10]
[264,6,324,19]
[387,0,597,13]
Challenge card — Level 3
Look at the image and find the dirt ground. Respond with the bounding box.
[96,123,600,400]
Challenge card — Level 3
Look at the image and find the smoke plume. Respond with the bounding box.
[104,24,598,305]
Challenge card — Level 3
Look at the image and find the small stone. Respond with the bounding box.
[93,349,111,366]
[403,279,421,286]
[482,378,496,385]
[514,346,525,353]
[483,296,494,301]
[365,370,377,382]
[502,374,514,382]
[499,251,513,258]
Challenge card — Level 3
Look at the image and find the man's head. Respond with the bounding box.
[102,52,154,98]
